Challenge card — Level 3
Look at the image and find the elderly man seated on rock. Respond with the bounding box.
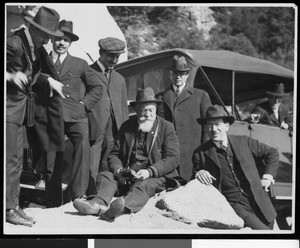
[192,105,279,230]
[73,87,183,222]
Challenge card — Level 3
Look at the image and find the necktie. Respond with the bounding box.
[104,69,110,79]
[174,87,180,102]
[55,55,61,72]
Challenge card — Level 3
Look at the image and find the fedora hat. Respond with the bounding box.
[266,83,289,97]
[197,105,235,125]
[166,55,191,72]
[25,6,63,37]
[58,20,79,41]
[130,87,162,107]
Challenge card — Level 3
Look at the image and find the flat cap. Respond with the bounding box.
[98,37,126,54]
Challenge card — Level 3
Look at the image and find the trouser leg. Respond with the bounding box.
[229,194,271,230]
[124,177,166,213]
[65,122,90,200]
[6,122,23,210]
[95,171,118,206]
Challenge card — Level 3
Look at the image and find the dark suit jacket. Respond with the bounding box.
[88,62,129,141]
[108,116,180,179]
[252,101,293,128]
[192,135,279,223]
[6,28,64,152]
[156,86,211,181]
[56,53,102,122]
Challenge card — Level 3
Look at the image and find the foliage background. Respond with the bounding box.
[107,5,295,118]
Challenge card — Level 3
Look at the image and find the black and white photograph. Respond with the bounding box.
[4,3,297,235]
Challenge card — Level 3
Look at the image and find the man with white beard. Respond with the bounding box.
[73,87,181,222]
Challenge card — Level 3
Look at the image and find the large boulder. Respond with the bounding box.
[156,179,244,229]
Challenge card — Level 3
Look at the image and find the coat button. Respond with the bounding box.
[66,84,69,87]
[66,94,69,98]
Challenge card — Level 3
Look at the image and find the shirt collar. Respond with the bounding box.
[51,50,67,63]
[172,82,186,94]
[97,60,107,72]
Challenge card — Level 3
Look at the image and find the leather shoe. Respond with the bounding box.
[6,209,33,227]
[99,197,126,222]
[15,206,36,224]
[73,196,107,215]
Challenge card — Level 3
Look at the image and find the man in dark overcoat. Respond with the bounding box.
[73,87,181,222]
[156,55,211,182]
[6,6,65,226]
[48,20,103,202]
[249,82,293,130]
[193,105,279,230]
[88,37,129,192]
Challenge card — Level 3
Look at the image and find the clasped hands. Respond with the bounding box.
[115,168,150,185]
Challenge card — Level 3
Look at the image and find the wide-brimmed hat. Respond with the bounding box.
[58,20,79,41]
[165,55,191,72]
[130,87,162,107]
[197,105,235,125]
[24,6,63,37]
[98,37,126,54]
[265,83,289,97]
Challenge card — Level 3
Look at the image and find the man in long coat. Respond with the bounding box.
[6,6,65,226]
[49,20,103,203]
[87,37,129,193]
[73,87,181,222]
[156,55,211,182]
[193,105,279,230]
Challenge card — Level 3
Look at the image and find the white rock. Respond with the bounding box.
[156,179,244,229]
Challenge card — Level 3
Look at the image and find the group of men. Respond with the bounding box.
[6,6,293,230]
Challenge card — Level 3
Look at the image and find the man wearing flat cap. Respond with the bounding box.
[156,55,211,182]
[192,105,279,230]
[249,82,293,130]
[87,37,129,194]
[45,20,102,204]
[6,6,65,226]
[74,87,182,222]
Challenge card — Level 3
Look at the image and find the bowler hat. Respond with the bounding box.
[98,37,126,54]
[265,83,289,97]
[24,6,63,37]
[197,105,235,125]
[130,87,162,107]
[166,55,191,72]
[58,20,79,41]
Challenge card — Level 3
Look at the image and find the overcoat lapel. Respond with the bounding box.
[162,87,175,114]
[90,62,109,86]
[176,87,193,105]
[203,140,220,169]
[227,136,242,164]
[59,53,72,78]
[124,120,139,166]
[146,118,158,154]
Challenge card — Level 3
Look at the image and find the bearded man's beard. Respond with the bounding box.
[139,117,155,132]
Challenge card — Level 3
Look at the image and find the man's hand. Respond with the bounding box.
[249,113,261,123]
[134,169,150,180]
[281,121,289,130]
[115,168,128,185]
[48,77,65,98]
[196,170,216,185]
[6,71,28,90]
[261,178,272,192]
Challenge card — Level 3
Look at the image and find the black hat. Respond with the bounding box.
[58,20,79,41]
[197,105,235,125]
[130,87,162,107]
[24,6,63,37]
[165,55,191,72]
[266,83,289,97]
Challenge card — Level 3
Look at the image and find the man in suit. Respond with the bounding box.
[6,6,64,226]
[88,37,129,193]
[156,55,211,182]
[50,20,103,202]
[192,105,279,230]
[249,82,293,130]
[73,87,181,222]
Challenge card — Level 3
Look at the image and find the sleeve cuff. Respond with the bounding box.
[148,166,159,178]
[263,174,275,184]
